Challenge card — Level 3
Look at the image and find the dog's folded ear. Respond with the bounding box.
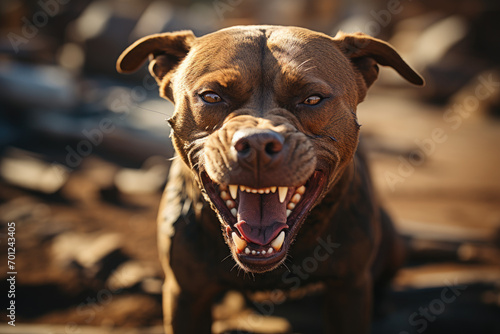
[334,32,424,90]
[116,31,196,90]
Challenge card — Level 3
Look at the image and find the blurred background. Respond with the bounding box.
[0,0,499,333]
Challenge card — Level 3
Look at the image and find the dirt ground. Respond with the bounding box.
[0,76,499,333]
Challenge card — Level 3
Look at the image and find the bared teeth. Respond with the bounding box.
[229,185,238,200]
[220,185,307,219]
[271,231,285,251]
[290,193,301,204]
[243,245,277,256]
[233,185,283,194]
[243,246,276,256]
[296,185,306,195]
[278,187,288,203]
[220,191,231,201]
[222,185,304,200]
[232,232,247,252]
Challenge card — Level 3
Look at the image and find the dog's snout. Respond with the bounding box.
[232,129,284,165]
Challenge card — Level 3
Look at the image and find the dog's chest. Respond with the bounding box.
[246,281,326,303]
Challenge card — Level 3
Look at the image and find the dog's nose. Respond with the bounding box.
[232,129,284,166]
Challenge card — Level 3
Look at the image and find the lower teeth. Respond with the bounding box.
[243,247,275,256]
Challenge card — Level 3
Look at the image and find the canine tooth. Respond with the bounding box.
[291,193,301,204]
[268,248,273,253]
[245,247,250,254]
[270,186,277,193]
[231,208,237,217]
[286,209,292,217]
[232,232,247,251]
[271,231,285,251]
[296,185,306,195]
[287,202,295,210]
[220,191,230,200]
[229,185,238,199]
[226,200,236,209]
[258,189,264,194]
[278,187,288,203]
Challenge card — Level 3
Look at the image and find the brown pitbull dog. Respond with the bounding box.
[117,25,424,334]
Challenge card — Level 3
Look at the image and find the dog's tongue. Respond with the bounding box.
[234,190,288,245]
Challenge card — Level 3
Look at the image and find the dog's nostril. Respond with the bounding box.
[265,140,283,155]
[234,139,251,154]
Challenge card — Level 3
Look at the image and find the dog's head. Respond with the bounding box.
[117,26,423,273]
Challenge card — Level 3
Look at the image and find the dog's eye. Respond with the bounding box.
[200,91,223,104]
[302,95,322,105]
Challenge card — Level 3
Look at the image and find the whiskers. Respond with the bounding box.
[224,255,257,280]
[168,155,180,161]
[230,264,255,280]
[295,58,316,73]
[130,102,171,117]
[282,261,291,273]
[230,263,239,272]
[221,253,233,263]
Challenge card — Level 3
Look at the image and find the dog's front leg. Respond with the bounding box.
[163,276,221,334]
[323,273,372,334]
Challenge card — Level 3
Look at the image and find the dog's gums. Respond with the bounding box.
[201,170,327,272]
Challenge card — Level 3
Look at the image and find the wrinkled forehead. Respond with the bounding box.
[177,26,350,86]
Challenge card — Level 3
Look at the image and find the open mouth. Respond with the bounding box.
[201,170,327,272]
